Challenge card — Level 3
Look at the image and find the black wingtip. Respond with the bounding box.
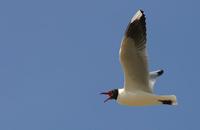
[158,100,173,105]
[138,9,144,14]
[125,9,147,50]
[157,69,164,76]
[131,9,145,23]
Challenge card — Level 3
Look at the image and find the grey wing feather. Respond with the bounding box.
[125,10,147,51]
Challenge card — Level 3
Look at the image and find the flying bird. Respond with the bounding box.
[101,10,177,106]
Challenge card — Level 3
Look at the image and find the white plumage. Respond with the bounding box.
[101,10,177,106]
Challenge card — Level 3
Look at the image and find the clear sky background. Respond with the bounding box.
[0,0,199,130]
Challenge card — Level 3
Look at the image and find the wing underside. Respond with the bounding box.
[120,10,152,93]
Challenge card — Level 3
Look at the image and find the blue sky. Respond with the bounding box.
[0,0,199,129]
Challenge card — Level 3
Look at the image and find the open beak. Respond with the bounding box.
[100,92,112,103]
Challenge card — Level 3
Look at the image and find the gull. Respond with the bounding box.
[101,10,177,106]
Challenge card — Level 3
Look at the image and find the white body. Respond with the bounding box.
[117,89,177,106]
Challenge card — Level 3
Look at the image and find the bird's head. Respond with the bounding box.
[100,89,118,103]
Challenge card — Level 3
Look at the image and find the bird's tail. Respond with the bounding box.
[157,95,177,105]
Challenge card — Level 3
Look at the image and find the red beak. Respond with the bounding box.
[100,92,112,103]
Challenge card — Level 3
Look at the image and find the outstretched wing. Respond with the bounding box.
[120,10,152,93]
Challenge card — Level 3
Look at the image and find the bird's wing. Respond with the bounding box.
[120,10,152,93]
